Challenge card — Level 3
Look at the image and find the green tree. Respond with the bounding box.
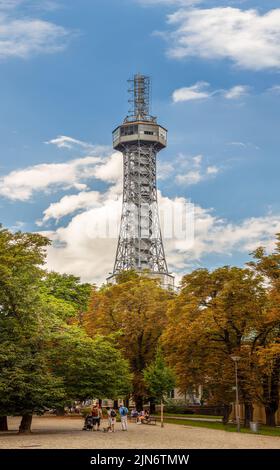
[41,272,92,324]
[0,226,131,432]
[0,226,65,432]
[143,348,175,427]
[48,324,132,401]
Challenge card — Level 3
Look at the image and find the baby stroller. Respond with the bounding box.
[82,415,94,431]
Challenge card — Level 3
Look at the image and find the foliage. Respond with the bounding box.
[163,399,188,414]
[163,266,268,425]
[143,348,175,403]
[48,325,132,400]
[0,226,65,419]
[84,274,173,404]
[40,272,92,323]
[0,226,131,431]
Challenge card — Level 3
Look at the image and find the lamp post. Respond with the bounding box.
[231,355,241,432]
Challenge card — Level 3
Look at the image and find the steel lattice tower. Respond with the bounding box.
[108,74,174,289]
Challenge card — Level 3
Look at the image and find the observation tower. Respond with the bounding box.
[107,74,174,289]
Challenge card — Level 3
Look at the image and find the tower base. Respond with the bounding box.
[107,271,175,290]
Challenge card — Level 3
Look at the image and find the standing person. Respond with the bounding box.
[91,404,99,431]
[119,404,129,431]
[96,404,103,431]
[109,407,117,432]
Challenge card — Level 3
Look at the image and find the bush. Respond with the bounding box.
[81,407,91,418]
[164,399,191,414]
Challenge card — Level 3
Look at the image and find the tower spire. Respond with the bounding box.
[127,74,155,123]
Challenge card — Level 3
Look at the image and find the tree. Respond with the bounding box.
[40,272,92,324]
[163,266,267,426]
[47,324,132,402]
[0,226,65,432]
[84,273,173,408]
[143,348,175,427]
[0,226,131,432]
[247,236,280,426]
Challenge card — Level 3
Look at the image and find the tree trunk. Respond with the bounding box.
[262,358,279,427]
[135,396,143,412]
[0,416,8,431]
[244,402,253,428]
[222,404,232,425]
[125,398,130,408]
[55,407,65,416]
[265,406,277,427]
[113,400,118,410]
[19,414,33,434]
[160,400,164,428]
[149,397,156,414]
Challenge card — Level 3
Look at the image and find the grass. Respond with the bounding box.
[162,417,280,437]
[161,413,222,420]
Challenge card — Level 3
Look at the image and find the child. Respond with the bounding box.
[105,407,117,432]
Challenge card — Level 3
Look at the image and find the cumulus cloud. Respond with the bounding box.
[0,143,124,201]
[0,156,102,200]
[223,85,249,99]
[172,81,211,102]
[172,82,249,102]
[165,7,280,70]
[43,191,280,285]
[0,0,72,59]
[174,154,220,185]
[38,191,102,225]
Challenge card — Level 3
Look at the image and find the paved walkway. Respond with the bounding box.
[0,417,279,449]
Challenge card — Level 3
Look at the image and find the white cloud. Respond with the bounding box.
[223,85,249,99]
[176,170,202,185]
[157,161,175,180]
[227,141,260,150]
[175,154,219,185]
[0,1,72,59]
[0,136,124,202]
[206,165,218,175]
[267,85,280,94]
[165,7,280,70]
[172,82,249,102]
[92,152,123,184]
[6,136,278,285]
[0,1,58,10]
[38,191,102,225]
[0,156,102,200]
[45,135,109,154]
[45,198,122,285]
[172,81,210,102]
[46,136,93,150]
[43,191,280,285]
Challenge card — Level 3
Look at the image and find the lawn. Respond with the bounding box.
[161,413,222,420]
[162,417,280,437]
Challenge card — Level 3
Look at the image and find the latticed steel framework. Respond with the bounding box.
[109,74,174,288]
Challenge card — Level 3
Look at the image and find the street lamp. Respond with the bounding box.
[231,355,241,432]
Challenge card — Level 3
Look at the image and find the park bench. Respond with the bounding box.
[141,416,156,425]
[128,416,138,423]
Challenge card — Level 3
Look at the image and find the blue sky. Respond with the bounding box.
[0,0,280,283]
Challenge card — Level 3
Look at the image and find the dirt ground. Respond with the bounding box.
[0,416,279,449]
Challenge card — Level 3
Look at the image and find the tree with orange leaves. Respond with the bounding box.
[83,272,173,409]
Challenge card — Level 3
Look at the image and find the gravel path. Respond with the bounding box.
[0,417,279,449]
